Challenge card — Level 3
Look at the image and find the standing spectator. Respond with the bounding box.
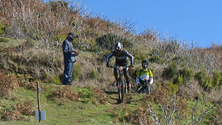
[62,32,79,85]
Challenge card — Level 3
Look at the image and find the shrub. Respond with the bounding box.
[167,82,179,95]
[0,37,9,42]
[96,33,133,50]
[172,56,187,67]
[166,62,178,79]
[205,77,213,88]
[220,72,222,85]
[173,76,183,86]
[183,68,195,84]
[54,31,66,43]
[212,71,221,88]
[72,63,81,81]
[195,71,207,87]
[133,51,148,63]
[0,22,6,35]
[149,55,161,64]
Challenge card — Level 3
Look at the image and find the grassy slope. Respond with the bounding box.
[0,38,220,125]
[0,82,216,125]
[0,83,144,125]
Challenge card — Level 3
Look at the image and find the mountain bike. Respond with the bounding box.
[109,65,131,103]
[136,80,152,94]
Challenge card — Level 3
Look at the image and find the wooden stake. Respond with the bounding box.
[37,82,41,123]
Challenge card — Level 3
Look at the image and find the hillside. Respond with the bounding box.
[0,0,222,124]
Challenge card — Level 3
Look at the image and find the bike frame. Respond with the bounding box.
[109,65,130,103]
[136,80,152,95]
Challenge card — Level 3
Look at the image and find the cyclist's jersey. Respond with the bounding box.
[136,68,153,84]
[106,49,134,66]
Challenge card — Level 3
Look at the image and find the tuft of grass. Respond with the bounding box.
[51,75,62,84]
[72,63,81,81]
[90,69,100,79]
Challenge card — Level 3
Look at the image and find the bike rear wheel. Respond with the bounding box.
[118,78,124,103]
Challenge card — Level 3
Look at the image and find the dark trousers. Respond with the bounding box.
[63,61,74,85]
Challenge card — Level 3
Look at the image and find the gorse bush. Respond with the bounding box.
[183,68,195,84]
[212,71,221,88]
[195,71,207,87]
[0,22,6,35]
[166,62,178,79]
[173,76,183,86]
[167,82,179,95]
[205,77,213,88]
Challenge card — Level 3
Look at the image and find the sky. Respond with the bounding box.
[66,0,222,48]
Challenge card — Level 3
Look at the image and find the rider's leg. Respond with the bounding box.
[114,68,119,86]
[124,69,131,92]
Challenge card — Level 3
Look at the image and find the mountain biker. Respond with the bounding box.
[136,60,153,93]
[106,42,134,92]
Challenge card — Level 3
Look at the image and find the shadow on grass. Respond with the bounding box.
[104,90,123,105]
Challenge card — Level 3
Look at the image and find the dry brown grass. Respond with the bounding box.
[48,86,81,104]
[0,70,19,98]
[1,110,24,121]
[15,100,35,116]
[1,100,34,121]
[1,48,64,80]
[123,85,188,124]
[91,88,108,104]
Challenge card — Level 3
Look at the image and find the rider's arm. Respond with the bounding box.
[149,77,153,84]
[148,70,154,84]
[106,52,114,66]
[125,50,134,66]
[136,71,140,84]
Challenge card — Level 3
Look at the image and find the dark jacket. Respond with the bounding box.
[62,37,76,63]
[106,49,134,66]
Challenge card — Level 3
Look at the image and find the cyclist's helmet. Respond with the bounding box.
[114,42,123,53]
[142,60,149,69]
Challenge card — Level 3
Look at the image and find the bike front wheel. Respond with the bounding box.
[118,78,124,103]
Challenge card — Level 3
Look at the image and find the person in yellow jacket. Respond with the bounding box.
[136,60,153,94]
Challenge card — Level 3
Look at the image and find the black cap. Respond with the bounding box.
[68,32,78,38]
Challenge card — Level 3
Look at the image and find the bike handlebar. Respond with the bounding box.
[108,65,133,69]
